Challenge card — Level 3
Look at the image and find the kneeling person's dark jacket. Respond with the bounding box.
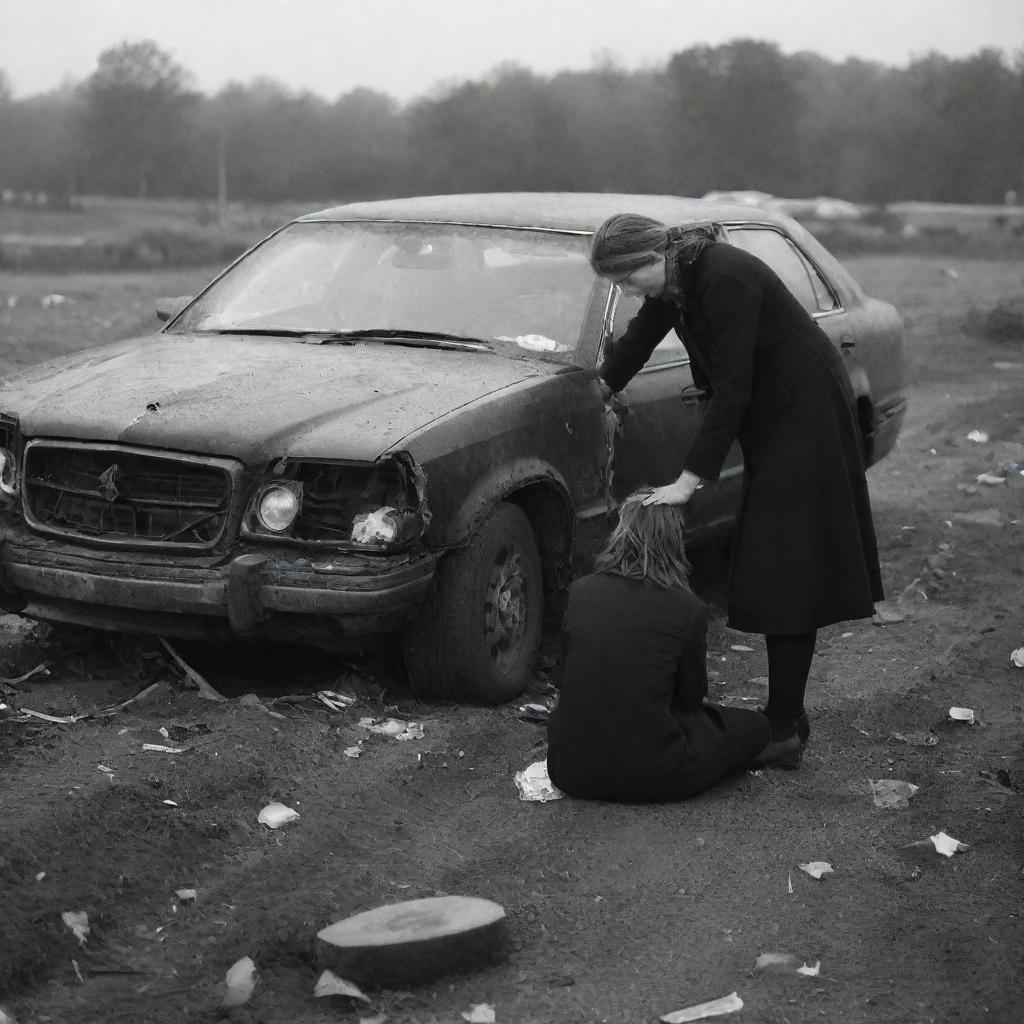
[547,573,768,802]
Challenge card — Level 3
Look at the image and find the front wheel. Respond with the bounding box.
[402,502,543,704]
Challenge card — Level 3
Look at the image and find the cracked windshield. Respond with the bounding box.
[170,221,596,363]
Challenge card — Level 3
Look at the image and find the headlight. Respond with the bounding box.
[257,485,300,532]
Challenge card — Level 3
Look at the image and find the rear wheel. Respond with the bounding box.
[402,502,543,704]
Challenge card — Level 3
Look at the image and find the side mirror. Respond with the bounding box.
[155,296,192,323]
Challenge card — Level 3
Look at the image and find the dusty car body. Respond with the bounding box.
[0,193,905,702]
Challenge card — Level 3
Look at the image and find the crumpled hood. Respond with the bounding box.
[0,333,547,463]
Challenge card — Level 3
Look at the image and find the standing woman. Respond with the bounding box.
[591,214,884,760]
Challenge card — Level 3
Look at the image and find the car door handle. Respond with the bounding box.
[680,386,706,407]
[840,337,856,350]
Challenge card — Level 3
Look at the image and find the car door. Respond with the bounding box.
[601,287,731,532]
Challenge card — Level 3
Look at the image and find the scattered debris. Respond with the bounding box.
[344,744,363,758]
[223,956,257,1007]
[40,293,68,308]
[514,760,564,802]
[869,778,920,809]
[872,601,906,625]
[317,895,507,988]
[948,707,976,725]
[175,888,197,902]
[965,430,989,443]
[979,769,1014,793]
[461,1004,496,1023]
[1010,647,1024,669]
[61,911,89,945]
[358,717,424,740]
[258,802,300,829]
[142,743,187,754]
[730,644,754,652]
[976,472,1006,486]
[798,861,834,880]
[660,991,744,1023]
[0,664,49,689]
[314,970,371,1002]
[162,799,178,807]
[317,690,357,712]
[953,508,1004,527]
[930,831,969,857]
[752,953,821,977]
[787,872,793,894]
[158,638,226,702]
[237,693,287,720]
[892,730,939,747]
[515,702,552,723]
[97,764,115,775]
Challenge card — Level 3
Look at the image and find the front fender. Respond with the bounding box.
[442,458,574,549]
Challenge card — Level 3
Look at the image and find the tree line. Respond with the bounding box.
[0,39,1021,206]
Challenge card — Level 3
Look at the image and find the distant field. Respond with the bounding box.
[2,195,1023,272]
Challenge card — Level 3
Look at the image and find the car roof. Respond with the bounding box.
[296,192,789,233]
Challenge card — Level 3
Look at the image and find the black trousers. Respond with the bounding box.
[765,631,817,725]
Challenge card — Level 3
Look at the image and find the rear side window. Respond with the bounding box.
[610,292,686,369]
[727,228,838,315]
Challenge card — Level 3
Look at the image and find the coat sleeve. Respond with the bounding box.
[682,269,763,481]
[673,602,709,712]
[598,296,675,393]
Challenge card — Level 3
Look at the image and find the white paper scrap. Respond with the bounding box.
[142,743,187,753]
[798,861,834,880]
[461,1004,496,1023]
[61,911,89,945]
[930,831,969,857]
[358,716,424,740]
[314,970,371,1002]
[223,956,257,1007]
[514,759,564,802]
[1010,647,1024,669]
[948,707,975,724]
[660,991,743,1023]
[797,960,822,977]
[965,430,989,443]
[257,802,300,829]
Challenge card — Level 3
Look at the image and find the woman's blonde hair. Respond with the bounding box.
[593,491,692,590]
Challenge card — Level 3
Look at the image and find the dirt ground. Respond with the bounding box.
[1,254,1022,1024]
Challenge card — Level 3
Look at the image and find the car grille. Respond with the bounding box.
[22,442,235,549]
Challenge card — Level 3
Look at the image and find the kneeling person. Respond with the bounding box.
[547,494,777,802]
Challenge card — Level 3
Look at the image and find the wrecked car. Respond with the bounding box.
[0,193,905,703]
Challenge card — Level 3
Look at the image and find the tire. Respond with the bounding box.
[403,501,543,704]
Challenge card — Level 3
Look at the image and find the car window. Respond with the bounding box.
[171,222,594,365]
[609,291,687,369]
[726,227,838,314]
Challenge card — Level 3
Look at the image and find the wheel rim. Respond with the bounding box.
[484,543,530,674]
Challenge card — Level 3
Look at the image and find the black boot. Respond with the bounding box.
[751,731,802,769]
[756,706,810,747]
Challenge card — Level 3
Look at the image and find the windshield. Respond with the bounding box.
[170,221,597,364]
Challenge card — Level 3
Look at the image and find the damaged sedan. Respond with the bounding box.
[0,194,905,703]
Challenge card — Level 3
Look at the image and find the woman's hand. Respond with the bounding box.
[598,379,614,403]
[642,470,702,506]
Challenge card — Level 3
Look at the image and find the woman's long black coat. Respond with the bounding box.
[546,573,769,802]
[600,242,884,634]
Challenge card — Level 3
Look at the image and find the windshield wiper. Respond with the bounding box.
[194,328,316,337]
[303,329,493,352]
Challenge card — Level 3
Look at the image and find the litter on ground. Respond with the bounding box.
[317,690,357,712]
[798,861,834,880]
[869,778,920,809]
[159,638,227,702]
[1010,647,1024,669]
[966,430,989,443]
[948,707,976,724]
[314,970,371,1002]
[976,472,1006,486]
[175,888,197,902]
[514,760,565,802]
[659,991,744,1022]
[892,730,939,747]
[752,953,822,977]
[953,508,1005,527]
[61,911,89,945]
[358,717,424,740]
[461,1004,496,1023]
[257,802,300,829]
[930,831,969,857]
[223,956,257,1007]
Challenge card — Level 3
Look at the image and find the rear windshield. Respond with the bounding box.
[170,221,597,364]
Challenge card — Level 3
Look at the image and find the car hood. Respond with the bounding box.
[0,333,549,463]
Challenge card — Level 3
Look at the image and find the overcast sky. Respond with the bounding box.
[2,0,1022,101]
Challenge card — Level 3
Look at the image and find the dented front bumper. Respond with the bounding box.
[0,523,439,645]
